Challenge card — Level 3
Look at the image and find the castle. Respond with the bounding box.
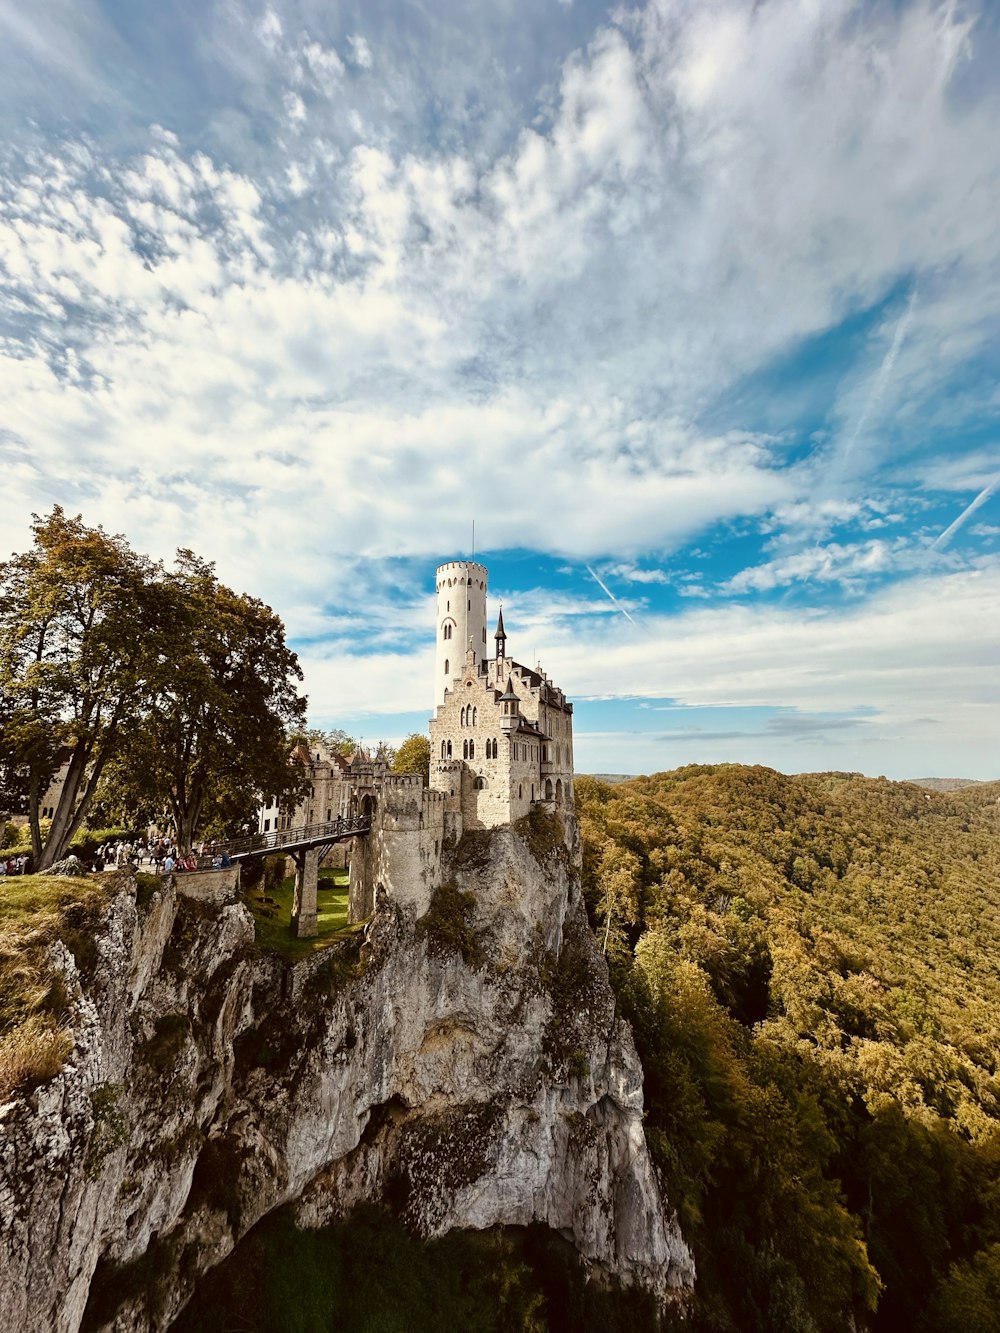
[257,558,575,929]
[429,559,574,828]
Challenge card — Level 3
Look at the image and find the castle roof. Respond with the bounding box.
[499,675,520,703]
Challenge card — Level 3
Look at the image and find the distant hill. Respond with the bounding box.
[576,764,1000,1333]
[583,772,636,784]
[909,776,986,791]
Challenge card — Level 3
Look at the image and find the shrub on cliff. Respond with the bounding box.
[417,880,485,969]
[0,871,115,1099]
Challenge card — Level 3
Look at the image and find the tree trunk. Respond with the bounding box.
[37,741,90,870]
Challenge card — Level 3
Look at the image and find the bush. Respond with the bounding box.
[417,880,485,969]
[0,1016,73,1100]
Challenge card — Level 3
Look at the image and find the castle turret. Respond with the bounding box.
[499,676,520,732]
[434,560,488,707]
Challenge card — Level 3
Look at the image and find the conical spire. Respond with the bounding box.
[494,605,507,660]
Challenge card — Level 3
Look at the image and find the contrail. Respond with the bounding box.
[931,474,1000,550]
[585,565,636,624]
[838,287,918,471]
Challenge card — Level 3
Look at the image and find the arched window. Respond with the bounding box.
[474,776,487,790]
[469,739,475,759]
[443,623,452,640]
[545,779,553,800]
[472,706,478,726]
[444,659,449,675]
[447,740,452,758]
[441,741,447,758]
[460,705,466,726]
[463,739,469,759]
[556,779,563,803]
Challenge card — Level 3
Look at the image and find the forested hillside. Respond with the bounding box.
[577,766,1000,1333]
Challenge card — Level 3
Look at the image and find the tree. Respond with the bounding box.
[100,552,308,853]
[392,732,430,783]
[0,508,167,869]
[296,727,356,759]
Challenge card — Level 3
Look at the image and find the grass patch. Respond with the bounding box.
[0,871,117,1100]
[246,869,360,962]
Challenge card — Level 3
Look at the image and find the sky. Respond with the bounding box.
[1,0,998,780]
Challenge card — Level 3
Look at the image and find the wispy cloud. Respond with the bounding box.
[1,0,999,781]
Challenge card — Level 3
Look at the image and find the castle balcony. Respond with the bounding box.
[540,758,555,775]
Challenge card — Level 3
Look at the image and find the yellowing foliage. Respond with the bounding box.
[577,766,1000,1333]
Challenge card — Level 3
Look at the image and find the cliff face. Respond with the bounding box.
[0,815,693,1331]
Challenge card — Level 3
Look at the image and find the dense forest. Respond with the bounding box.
[576,765,1000,1332]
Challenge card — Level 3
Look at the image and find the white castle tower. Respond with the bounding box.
[433,560,489,706]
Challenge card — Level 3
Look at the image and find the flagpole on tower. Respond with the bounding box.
[472,519,475,561]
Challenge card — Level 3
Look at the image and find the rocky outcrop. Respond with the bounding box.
[0,814,693,1331]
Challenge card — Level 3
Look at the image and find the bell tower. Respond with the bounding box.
[434,560,488,707]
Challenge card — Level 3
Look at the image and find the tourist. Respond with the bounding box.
[163,853,175,874]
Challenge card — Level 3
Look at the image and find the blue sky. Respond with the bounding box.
[1,0,998,779]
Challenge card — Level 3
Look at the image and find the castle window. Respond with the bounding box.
[443,623,452,640]
[460,706,465,726]
[444,659,449,675]
[469,739,475,759]
[475,776,487,790]
[472,706,477,726]
[447,740,452,758]
[482,628,486,643]
[441,741,447,759]
[264,819,270,832]
[518,784,522,799]
[468,599,471,610]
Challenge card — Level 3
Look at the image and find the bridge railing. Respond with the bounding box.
[208,814,371,862]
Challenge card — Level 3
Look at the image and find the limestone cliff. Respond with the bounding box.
[0,814,693,1331]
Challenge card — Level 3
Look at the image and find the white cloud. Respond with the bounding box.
[346,34,372,70]
[255,7,283,52]
[284,91,306,126]
[723,539,909,594]
[301,39,344,88]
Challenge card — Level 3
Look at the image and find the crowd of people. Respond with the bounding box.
[0,837,233,876]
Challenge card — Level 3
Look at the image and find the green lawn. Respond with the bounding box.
[247,868,362,960]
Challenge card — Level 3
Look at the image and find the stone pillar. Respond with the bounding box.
[292,847,320,938]
[348,834,376,924]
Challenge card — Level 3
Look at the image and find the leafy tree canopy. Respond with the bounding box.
[0,510,308,861]
[392,732,430,783]
[577,765,1000,1333]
